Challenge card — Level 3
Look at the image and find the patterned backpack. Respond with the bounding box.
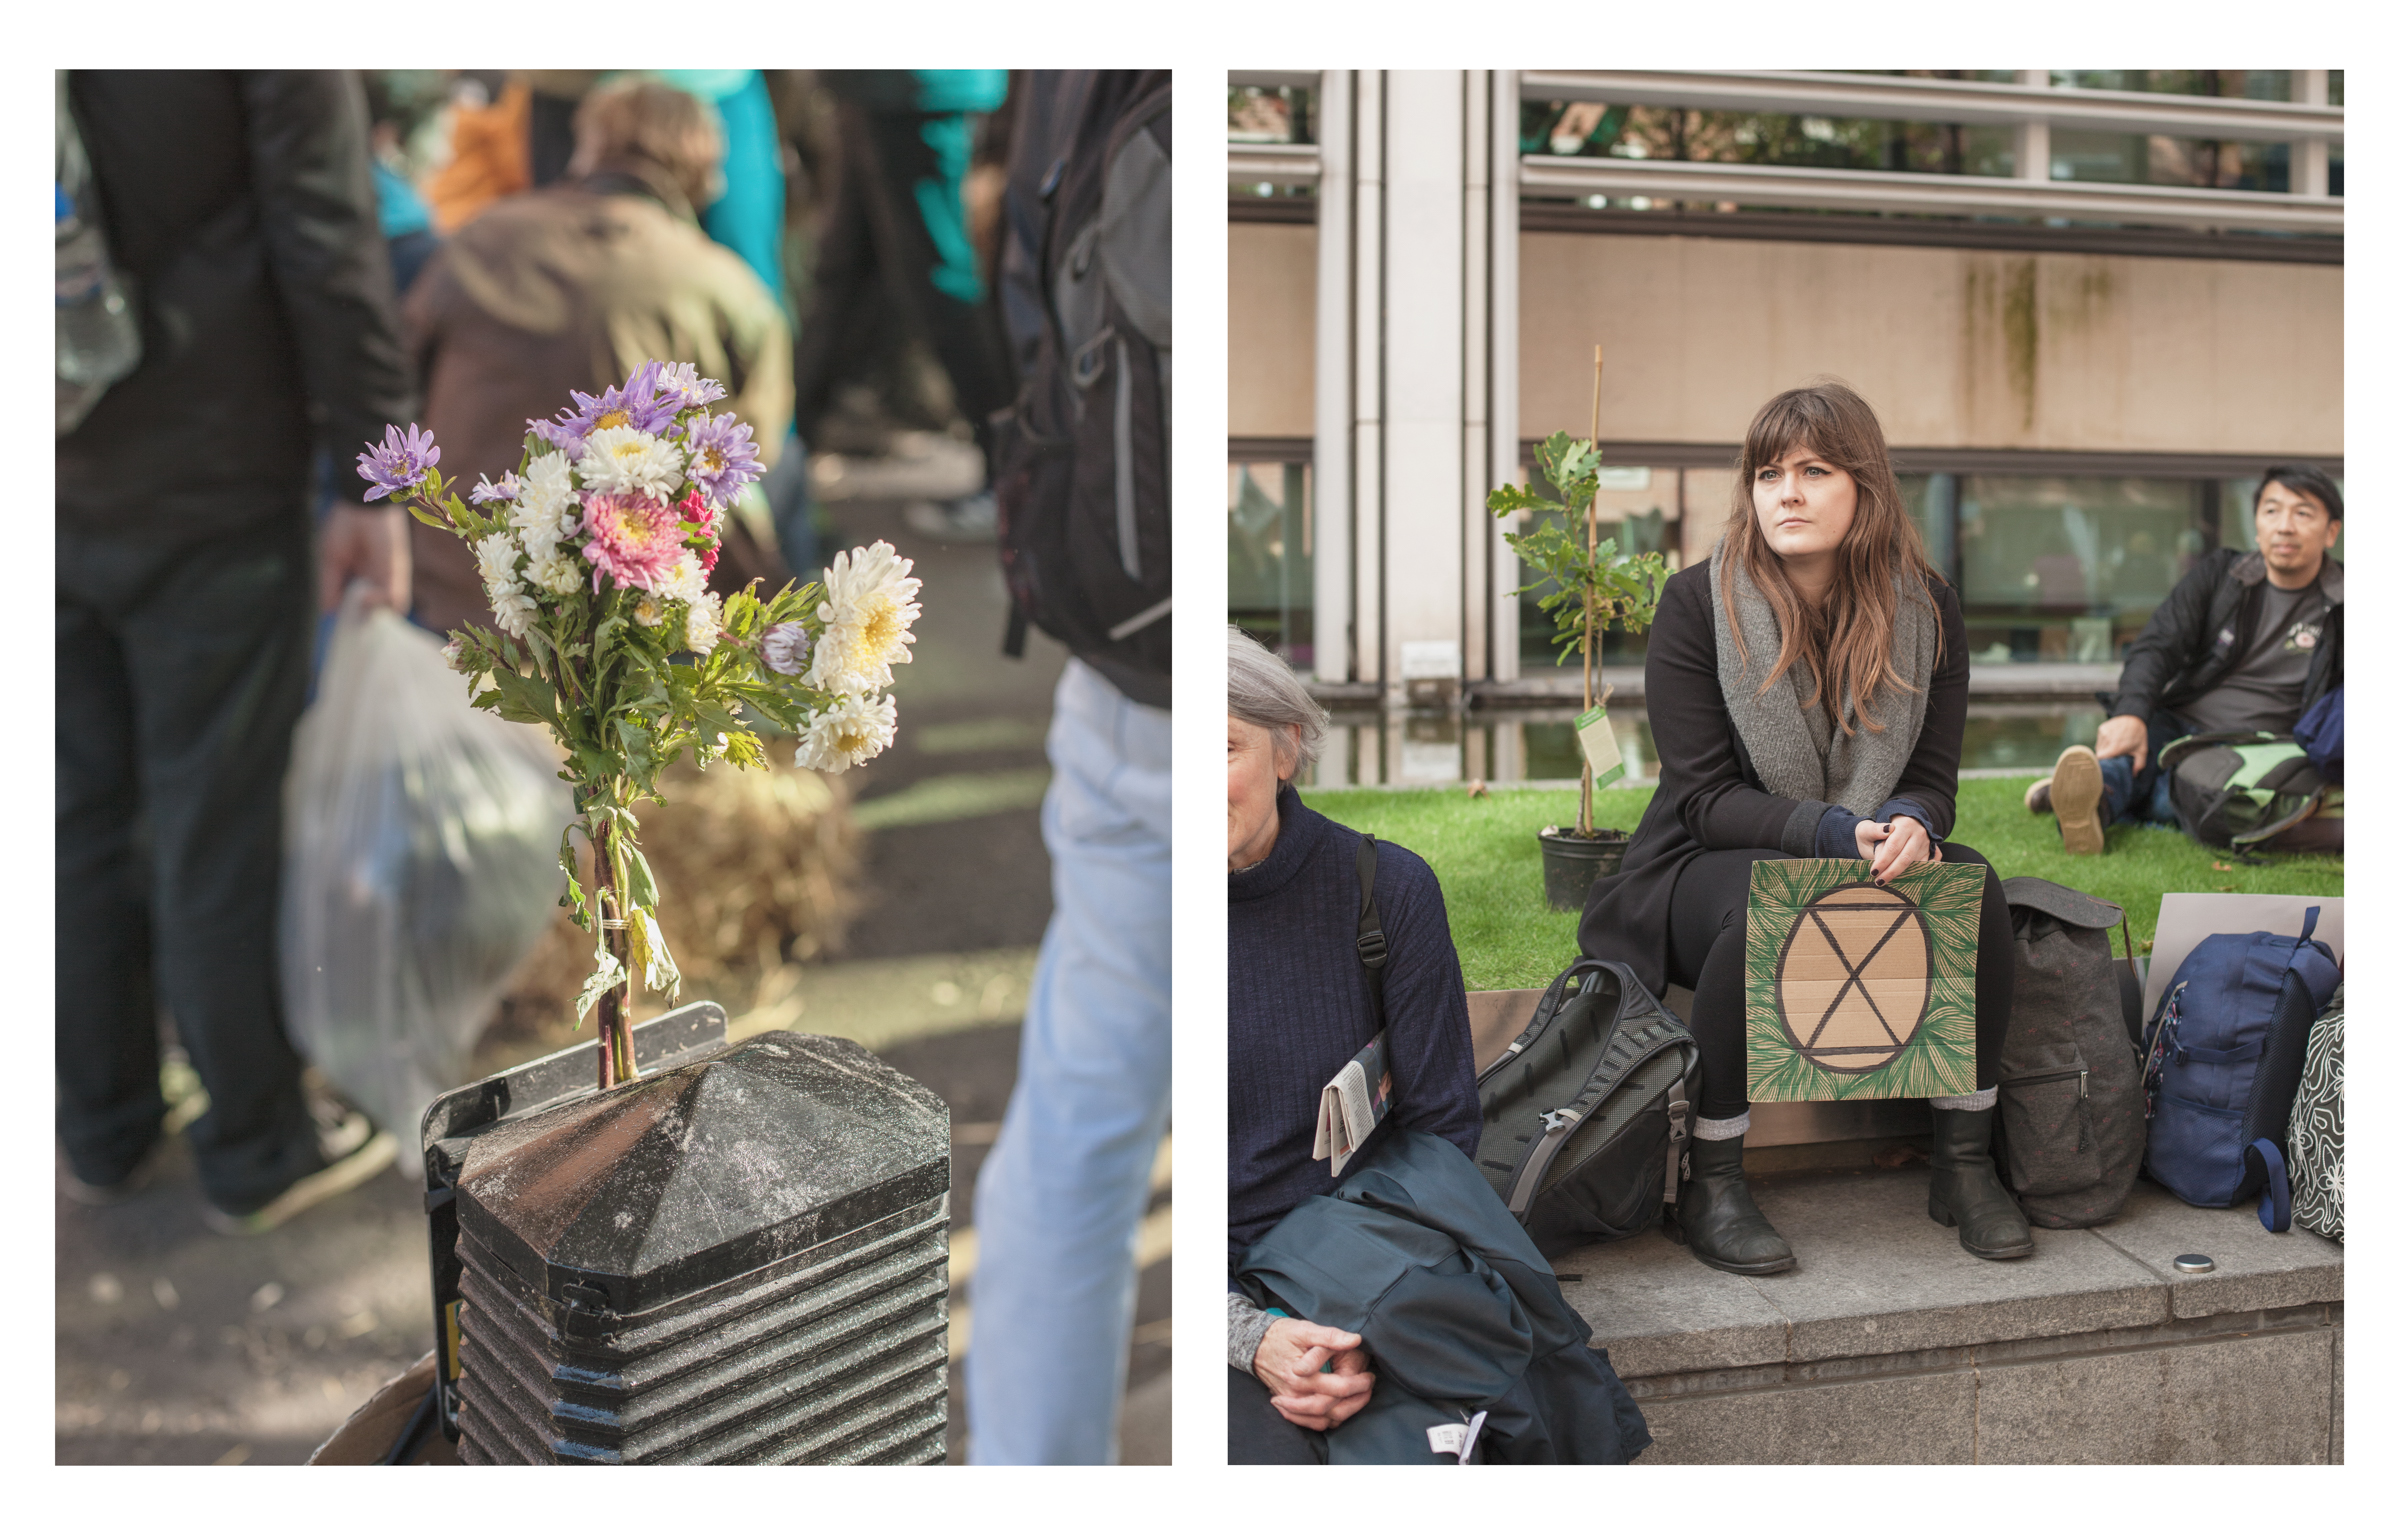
[2287,984,2343,1241]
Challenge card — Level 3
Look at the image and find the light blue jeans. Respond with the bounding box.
[965,659,1172,1464]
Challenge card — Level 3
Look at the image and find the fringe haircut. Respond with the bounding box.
[1720,380,1942,735]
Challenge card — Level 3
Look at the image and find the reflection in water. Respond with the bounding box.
[1303,705,2105,788]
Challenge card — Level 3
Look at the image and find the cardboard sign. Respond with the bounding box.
[1575,704,1625,788]
[1745,858,1982,1103]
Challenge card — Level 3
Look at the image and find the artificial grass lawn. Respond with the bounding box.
[1305,778,2343,993]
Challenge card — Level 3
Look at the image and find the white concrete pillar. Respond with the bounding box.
[1310,70,1522,690]
[2015,69,2050,183]
[2296,69,2330,198]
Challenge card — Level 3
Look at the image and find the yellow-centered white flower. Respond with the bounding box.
[634,594,666,627]
[795,692,897,772]
[528,548,584,595]
[683,590,723,657]
[661,552,708,606]
[805,541,922,697]
[578,425,686,498]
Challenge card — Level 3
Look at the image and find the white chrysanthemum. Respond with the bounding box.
[491,587,540,638]
[578,425,686,497]
[528,548,585,595]
[521,451,577,524]
[795,692,897,773]
[660,552,707,606]
[682,591,723,657]
[634,594,665,627]
[511,497,562,560]
[474,532,521,590]
[804,541,923,697]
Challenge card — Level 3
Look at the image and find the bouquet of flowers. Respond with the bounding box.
[358,359,922,1089]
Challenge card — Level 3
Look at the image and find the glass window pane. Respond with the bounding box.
[1229,460,1314,669]
[1956,476,2206,663]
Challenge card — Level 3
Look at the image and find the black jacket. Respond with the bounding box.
[1236,1130,1651,1464]
[58,71,416,539]
[2109,548,2344,724]
[1578,560,1971,996]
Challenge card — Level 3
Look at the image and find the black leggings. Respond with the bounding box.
[1668,844,2015,1121]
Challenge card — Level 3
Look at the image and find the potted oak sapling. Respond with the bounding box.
[1488,425,1668,912]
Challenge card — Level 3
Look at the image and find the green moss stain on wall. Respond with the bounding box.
[2002,258,2039,431]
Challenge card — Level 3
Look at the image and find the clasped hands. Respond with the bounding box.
[1254,1316,1375,1432]
[1854,813,1939,882]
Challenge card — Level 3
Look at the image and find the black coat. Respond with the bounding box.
[1236,1130,1651,1464]
[2108,548,2343,724]
[58,71,416,539]
[1577,559,1971,995]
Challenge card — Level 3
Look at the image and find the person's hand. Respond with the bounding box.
[2094,713,2150,772]
[318,500,414,615]
[1868,814,1939,883]
[1253,1317,1375,1432]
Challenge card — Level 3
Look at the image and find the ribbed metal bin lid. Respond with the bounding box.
[455,1031,950,1321]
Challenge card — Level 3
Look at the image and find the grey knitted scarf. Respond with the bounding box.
[1709,538,1939,815]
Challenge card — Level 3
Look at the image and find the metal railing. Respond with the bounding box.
[1232,70,2342,231]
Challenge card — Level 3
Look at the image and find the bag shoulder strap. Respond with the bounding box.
[1356,835,1387,1025]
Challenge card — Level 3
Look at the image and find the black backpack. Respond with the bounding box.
[991,71,1170,701]
[1993,879,2147,1229]
[1473,959,1702,1259]
[2159,731,2339,854]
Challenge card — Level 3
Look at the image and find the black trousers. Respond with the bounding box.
[1229,1366,1325,1465]
[790,101,1013,471]
[1667,843,2016,1121]
[56,513,320,1210]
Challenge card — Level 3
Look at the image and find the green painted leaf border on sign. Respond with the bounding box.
[1744,858,1982,1102]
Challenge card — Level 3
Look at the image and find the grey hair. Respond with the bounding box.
[1228,625,1329,780]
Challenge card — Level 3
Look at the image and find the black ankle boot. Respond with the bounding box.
[1675,1133,1795,1275]
[1927,1106,2034,1260]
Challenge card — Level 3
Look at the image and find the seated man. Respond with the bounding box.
[2031,465,2342,853]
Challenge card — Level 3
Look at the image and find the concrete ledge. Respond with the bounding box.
[1559,1166,2343,1463]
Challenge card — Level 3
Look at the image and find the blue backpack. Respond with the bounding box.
[2138,909,2342,1229]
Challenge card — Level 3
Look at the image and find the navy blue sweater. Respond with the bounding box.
[1228,784,1481,1277]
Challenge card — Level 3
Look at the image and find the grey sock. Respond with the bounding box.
[1694,1112,1751,1141]
[1929,1087,1998,1112]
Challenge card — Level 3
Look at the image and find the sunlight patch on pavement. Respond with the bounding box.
[729,946,1039,1052]
[850,769,1051,831]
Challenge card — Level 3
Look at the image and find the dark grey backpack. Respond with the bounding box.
[1474,958,1701,1258]
[1995,879,2148,1228]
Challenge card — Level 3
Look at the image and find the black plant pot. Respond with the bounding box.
[1539,826,1629,913]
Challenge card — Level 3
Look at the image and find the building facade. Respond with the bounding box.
[1228,70,2342,712]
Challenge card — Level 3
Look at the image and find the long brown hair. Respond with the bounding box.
[1719,381,1941,736]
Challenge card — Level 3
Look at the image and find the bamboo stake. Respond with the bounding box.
[1580,344,1603,837]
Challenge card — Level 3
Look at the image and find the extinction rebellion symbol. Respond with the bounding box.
[1772,881,1933,1073]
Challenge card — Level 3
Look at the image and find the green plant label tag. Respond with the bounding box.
[1575,704,1625,788]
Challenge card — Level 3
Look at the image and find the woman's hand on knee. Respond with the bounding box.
[1255,1318,1375,1431]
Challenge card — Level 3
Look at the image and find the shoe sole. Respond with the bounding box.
[2050,747,2105,855]
[1685,1244,1798,1277]
[1929,1200,2035,1260]
[205,1130,398,1237]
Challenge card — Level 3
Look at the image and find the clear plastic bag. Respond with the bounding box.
[280,597,571,1176]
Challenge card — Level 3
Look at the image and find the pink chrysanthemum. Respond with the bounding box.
[580,490,684,592]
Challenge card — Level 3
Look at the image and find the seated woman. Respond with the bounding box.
[1579,381,2027,1275]
[1225,625,1481,1463]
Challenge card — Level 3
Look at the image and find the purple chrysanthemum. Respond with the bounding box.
[356,423,439,501]
[683,412,763,507]
[469,470,523,505]
[761,621,812,676]
[657,361,728,411]
[529,360,679,458]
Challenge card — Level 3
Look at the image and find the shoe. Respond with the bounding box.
[902,490,998,543]
[1926,1106,2035,1260]
[203,1096,396,1237]
[2024,778,2053,814]
[1674,1133,1796,1275]
[2048,745,2106,855]
[58,1145,161,1208]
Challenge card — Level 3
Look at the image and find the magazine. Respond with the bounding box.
[1313,1029,1394,1176]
